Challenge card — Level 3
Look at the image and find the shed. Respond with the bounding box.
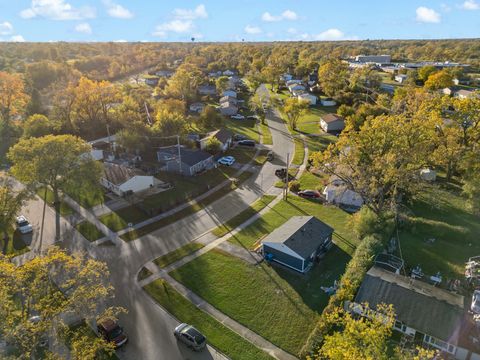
[262,216,334,273]
[320,114,345,133]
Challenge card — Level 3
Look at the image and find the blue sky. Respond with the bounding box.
[0,0,479,42]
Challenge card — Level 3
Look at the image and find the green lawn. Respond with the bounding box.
[291,137,305,166]
[98,205,150,232]
[37,187,74,216]
[144,279,273,360]
[297,171,328,192]
[227,196,358,255]
[225,147,257,164]
[225,118,260,143]
[260,122,273,145]
[75,221,104,242]
[303,134,337,153]
[0,228,29,256]
[211,195,276,237]
[66,185,104,209]
[170,249,349,356]
[137,267,153,281]
[153,242,205,268]
[399,181,480,278]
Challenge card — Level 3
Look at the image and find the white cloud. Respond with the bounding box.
[262,10,298,22]
[173,4,207,20]
[245,25,262,34]
[75,22,92,34]
[103,0,133,19]
[416,6,441,23]
[0,22,14,35]
[20,0,96,20]
[298,28,358,41]
[462,0,480,10]
[153,20,194,36]
[10,35,26,42]
[114,39,127,42]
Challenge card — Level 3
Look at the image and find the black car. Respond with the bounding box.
[275,168,295,181]
[238,140,256,147]
[233,134,247,141]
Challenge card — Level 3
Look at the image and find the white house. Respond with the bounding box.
[455,89,479,100]
[222,89,237,98]
[320,98,337,107]
[199,128,233,152]
[298,93,317,105]
[320,114,345,133]
[101,163,160,197]
[323,179,363,209]
[189,102,205,113]
[420,168,437,182]
[395,74,407,83]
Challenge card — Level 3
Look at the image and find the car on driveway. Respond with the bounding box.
[230,114,245,120]
[298,190,321,199]
[237,140,255,147]
[174,323,206,351]
[97,318,128,348]
[218,156,235,166]
[247,115,259,120]
[16,215,33,234]
[233,134,247,141]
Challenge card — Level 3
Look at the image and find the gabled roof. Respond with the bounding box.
[157,145,212,167]
[321,113,344,124]
[261,216,334,260]
[355,267,465,342]
[103,163,146,185]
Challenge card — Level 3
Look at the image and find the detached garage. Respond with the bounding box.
[261,216,334,273]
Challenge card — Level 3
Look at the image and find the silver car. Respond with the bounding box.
[174,323,206,351]
[16,215,33,234]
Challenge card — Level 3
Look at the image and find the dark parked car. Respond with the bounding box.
[275,168,295,181]
[267,151,274,161]
[97,318,128,348]
[174,323,206,351]
[238,140,256,147]
[233,134,247,141]
[298,190,321,199]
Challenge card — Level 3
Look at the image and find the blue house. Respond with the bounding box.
[261,216,334,273]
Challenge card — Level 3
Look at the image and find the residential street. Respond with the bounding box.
[13,85,295,360]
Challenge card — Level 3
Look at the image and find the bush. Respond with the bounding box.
[289,180,301,193]
[350,207,394,240]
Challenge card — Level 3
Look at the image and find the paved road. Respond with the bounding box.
[14,84,295,360]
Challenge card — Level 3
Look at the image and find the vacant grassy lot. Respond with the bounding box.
[227,196,358,255]
[171,249,349,356]
[211,195,276,237]
[75,221,104,242]
[399,181,480,278]
[153,242,204,268]
[0,228,29,256]
[144,279,274,360]
[225,118,260,143]
[98,205,150,232]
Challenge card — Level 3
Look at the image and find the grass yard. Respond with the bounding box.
[260,122,273,145]
[137,267,153,281]
[153,242,205,268]
[75,221,104,242]
[291,137,305,166]
[297,171,328,191]
[398,181,480,279]
[0,228,29,256]
[66,185,104,209]
[98,205,150,232]
[225,147,257,164]
[211,195,276,237]
[144,279,273,360]
[304,134,337,153]
[225,118,260,143]
[227,196,358,255]
[37,186,74,216]
[121,171,253,241]
[170,249,349,356]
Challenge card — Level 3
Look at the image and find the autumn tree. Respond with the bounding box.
[424,70,453,90]
[215,76,230,95]
[0,247,123,360]
[155,98,186,118]
[8,135,102,239]
[205,137,222,154]
[0,178,30,254]
[317,59,350,99]
[0,71,30,124]
[152,112,186,137]
[164,63,205,101]
[418,65,438,82]
[22,114,55,138]
[198,105,224,130]
[116,127,147,154]
[283,98,309,130]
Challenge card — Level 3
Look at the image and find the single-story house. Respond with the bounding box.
[323,181,363,209]
[282,74,293,82]
[308,72,318,86]
[261,216,334,273]
[380,84,395,95]
[286,79,303,87]
[288,84,306,93]
[455,89,480,100]
[420,168,437,182]
[101,163,160,196]
[320,114,345,133]
[199,128,233,152]
[395,74,407,83]
[144,76,159,86]
[349,267,480,360]
[157,145,214,176]
[219,102,238,116]
[298,93,317,105]
[155,70,174,78]
[227,76,240,89]
[442,87,456,96]
[223,70,235,76]
[220,96,238,105]
[189,102,205,113]
[453,78,471,86]
[208,71,222,78]
[198,84,217,96]
[222,89,237,98]
[320,97,337,107]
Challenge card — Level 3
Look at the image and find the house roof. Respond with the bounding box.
[157,146,212,167]
[261,216,334,260]
[220,101,238,109]
[213,128,233,144]
[321,113,344,124]
[220,96,237,104]
[355,267,465,342]
[103,162,146,185]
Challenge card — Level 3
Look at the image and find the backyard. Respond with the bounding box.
[224,118,260,143]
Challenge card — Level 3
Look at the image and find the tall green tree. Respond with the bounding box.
[22,114,55,138]
[317,59,350,99]
[283,98,309,130]
[7,135,102,240]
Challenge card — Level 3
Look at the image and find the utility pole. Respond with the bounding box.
[38,186,48,256]
[284,152,289,200]
[177,135,182,175]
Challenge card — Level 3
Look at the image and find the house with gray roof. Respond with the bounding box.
[198,84,217,96]
[100,162,161,196]
[261,216,334,273]
[199,128,233,152]
[157,145,214,176]
[349,267,480,359]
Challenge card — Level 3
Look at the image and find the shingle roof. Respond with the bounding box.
[355,267,465,342]
[321,113,344,124]
[103,163,145,185]
[261,216,334,259]
[157,146,212,167]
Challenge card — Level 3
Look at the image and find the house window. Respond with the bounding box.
[424,335,455,354]
[394,321,407,333]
